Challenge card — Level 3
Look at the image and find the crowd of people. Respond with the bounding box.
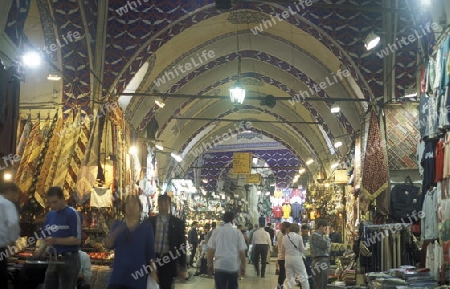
[1,181,335,289]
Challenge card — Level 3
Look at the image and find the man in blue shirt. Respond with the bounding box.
[34,187,82,289]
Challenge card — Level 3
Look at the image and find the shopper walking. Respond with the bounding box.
[252,220,272,277]
[207,211,247,289]
[205,222,216,243]
[104,195,157,289]
[0,183,20,289]
[33,187,82,289]
[276,222,291,289]
[282,223,309,289]
[148,194,189,289]
[310,219,331,289]
[188,221,199,267]
[301,224,313,288]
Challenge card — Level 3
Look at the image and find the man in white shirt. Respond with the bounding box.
[207,211,247,289]
[77,250,92,289]
[0,182,20,289]
[252,221,272,277]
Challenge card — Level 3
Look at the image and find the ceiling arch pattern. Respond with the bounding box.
[137,50,356,135]
[109,0,386,98]
[48,0,91,114]
[173,104,320,161]
[20,0,421,119]
[179,148,301,191]
[4,0,31,47]
[36,0,58,62]
[152,71,339,149]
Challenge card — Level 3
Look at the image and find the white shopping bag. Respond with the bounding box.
[147,276,159,289]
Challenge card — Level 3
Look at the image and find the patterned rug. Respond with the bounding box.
[385,103,420,170]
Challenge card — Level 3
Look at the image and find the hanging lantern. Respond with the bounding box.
[316,167,327,183]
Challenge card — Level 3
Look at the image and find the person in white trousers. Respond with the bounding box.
[282,223,309,289]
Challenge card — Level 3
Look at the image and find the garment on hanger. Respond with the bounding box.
[435,139,445,183]
[291,202,302,220]
[444,132,450,178]
[419,93,430,139]
[90,187,112,207]
[418,139,426,176]
[421,187,439,240]
[272,205,282,219]
[282,203,291,219]
[421,139,438,200]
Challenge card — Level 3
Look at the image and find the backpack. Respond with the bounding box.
[390,176,421,222]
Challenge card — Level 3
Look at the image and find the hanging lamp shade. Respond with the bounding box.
[316,167,327,183]
[229,85,246,104]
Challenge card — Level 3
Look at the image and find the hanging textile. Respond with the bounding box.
[36,115,63,198]
[15,117,32,163]
[20,117,51,194]
[76,109,101,201]
[16,119,26,147]
[63,113,91,200]
[361,109,389,200]
[0,65,20,155]
[16,119,41,193]
[46,112,80,197]
[28,113,58,205]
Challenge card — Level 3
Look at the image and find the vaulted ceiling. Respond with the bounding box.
[2,0,435,183]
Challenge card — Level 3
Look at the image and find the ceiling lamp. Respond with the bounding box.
[155,99,165,108]
[331,103,340,114]
[4,172,12,181]
[22,51,41,67]
[334,141,343,148]
[155,142,164,151]
[171,152,183,162]
[229,56,246,105]
[128,145,138,155]
[47,73,61,81]
[298,168,306,174]
[365,32,380,50]
[305,158,314,165]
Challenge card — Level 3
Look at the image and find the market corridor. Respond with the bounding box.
[177,262,279,289]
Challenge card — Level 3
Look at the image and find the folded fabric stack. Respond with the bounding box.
[342,269,356,285]
[371,277,408,289]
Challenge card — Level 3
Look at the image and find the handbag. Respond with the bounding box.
[147,276,159,289]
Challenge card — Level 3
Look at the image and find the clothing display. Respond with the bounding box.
[282,203,291,219]
[421,187,439,240]
[359,224,418,273]
[421,139,438,199]
[90,187,113,208]
[435,139,445,183]
[272,206,282,219]
[291,202,301,220]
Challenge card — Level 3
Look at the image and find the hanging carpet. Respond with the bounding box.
[45,112,80,198]
[63,112,91,199]
[361,109,389,200]
[16,119,41,193]
[76,109,106,202]
[36,115,63,198]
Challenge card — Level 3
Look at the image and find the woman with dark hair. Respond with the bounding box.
[276,222,291,289]
[104,195,157,289]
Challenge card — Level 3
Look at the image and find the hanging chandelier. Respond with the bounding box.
[229,55,246,105]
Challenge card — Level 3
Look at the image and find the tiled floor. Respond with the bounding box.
[177,260,280,289]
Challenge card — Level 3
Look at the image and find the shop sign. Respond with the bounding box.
[232,152,252,175]
[334,170,348,184]
[246,174,261,184]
